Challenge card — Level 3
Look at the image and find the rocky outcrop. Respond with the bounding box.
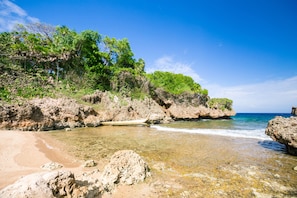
[0,98,100,131]
[101,150,151,192]
[0,89,236,131]
[0,171,78,198]
[265,116,297,155]
[150,88,235,120]
[82,90,169,123]
[151,88,208,108]
[292,107,297,116]
[0,150,150,197]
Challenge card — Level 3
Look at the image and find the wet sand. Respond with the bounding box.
[0,130,80,189]
[1,127,297,197]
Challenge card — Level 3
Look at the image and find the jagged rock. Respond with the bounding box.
[0,98,98,131]
[0,89,236,131]
[84,160,97,167]
[41,162,63,170]
[0,171,76,198]
[198,105,235,119]
[84,115,101,127]
[265,116,297,155]
[151,88,208,108]
[82,90,103,104]
[101,150,150,191]
[292,107,297,116]
[168,104,200,119]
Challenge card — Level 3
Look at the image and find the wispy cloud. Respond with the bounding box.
[0,0,39,32]
[206,76,297,113]
[146,56,203,83]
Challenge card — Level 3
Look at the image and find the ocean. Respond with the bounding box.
[151,113,292,140]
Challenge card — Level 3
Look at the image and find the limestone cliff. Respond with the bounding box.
[0,89,235,131]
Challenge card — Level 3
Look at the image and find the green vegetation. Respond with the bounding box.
[0,23,145,100]
[147,71,208,95]
[0,22,232,110]
[207,98,233,111]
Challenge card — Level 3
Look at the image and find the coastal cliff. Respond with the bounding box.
[0,90,235,131]
[0,24,235,131]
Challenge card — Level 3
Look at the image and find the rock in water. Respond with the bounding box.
[83,159,97,167]
[0,171,76,198]
[101,150,150,191]
[265,116,297,155]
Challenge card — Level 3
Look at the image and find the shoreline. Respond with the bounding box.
[0,130,80,189]
[1,127,296,197]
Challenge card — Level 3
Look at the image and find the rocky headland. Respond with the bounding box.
[0,90,235,131]
[265,116,297,155]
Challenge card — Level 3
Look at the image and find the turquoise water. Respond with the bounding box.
[45,113,297,196]
[151,113,292,140]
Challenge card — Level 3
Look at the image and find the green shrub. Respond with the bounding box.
[207,98,233,111]
[146,71,208,95]
[0,87,11,102]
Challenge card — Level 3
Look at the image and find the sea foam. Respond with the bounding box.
[150,125,271,140]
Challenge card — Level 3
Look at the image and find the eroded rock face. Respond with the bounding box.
[0,89,236,131]
[265,116,297,155]
[0,98,99,131]
[91,89,235,122]
[84,91,169,123]
[101,150,151,192]
[0,171,76,198]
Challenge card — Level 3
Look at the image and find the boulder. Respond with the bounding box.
[41,162,63,170]
[83,160,97,167]
[100,150,150,191]
[0,171,76,198]
[265,116,297,155]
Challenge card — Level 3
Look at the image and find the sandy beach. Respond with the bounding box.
[1,127,297,197]
[0,130,155,197]
[0,130,80,189]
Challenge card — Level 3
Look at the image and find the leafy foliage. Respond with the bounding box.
[1,23,146,92]
[147,71,208,95]
[207,98,233,111]
[0,22,233,111]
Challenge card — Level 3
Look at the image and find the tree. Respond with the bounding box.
[147,71,208,95]
[0,32,13,64]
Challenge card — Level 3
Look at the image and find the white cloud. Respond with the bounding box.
[146,56,203,83]
[0,0,39,32]
[206,76,297,113]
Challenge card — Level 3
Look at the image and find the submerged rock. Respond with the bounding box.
[101,150,151,191]
[265,116,297,155]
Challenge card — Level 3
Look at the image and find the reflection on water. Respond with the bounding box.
[258,140,287,153]
[44,126,297,197]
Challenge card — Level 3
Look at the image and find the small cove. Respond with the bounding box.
[38,125,297,197]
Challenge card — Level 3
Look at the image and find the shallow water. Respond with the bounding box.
[45,125,297,197]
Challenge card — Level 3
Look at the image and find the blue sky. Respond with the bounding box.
[1,0,297,113]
